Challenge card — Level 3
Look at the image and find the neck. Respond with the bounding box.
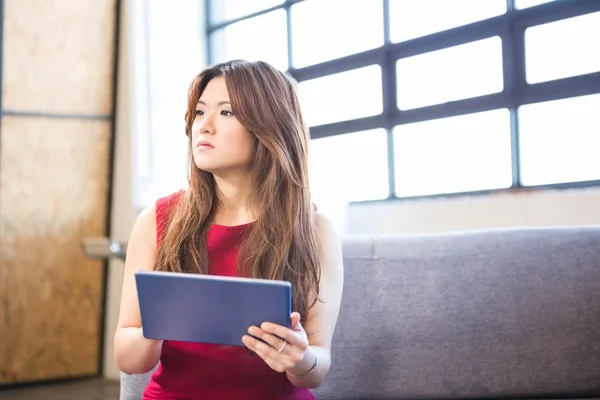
[213,173,254,225]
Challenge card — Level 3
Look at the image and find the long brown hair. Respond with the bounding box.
[155,60,321,320]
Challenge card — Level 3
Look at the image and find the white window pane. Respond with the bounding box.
[515,0,555,9]
[396,37,503,110]
[210,9,288,71]
[389,0,506,43]
[394,109,512,197]
[210,0,284,24]
[525,12,600,84]
[151,118,190,198]
[518,94,600,186]
[310,129,389,203]
[142,0,203,206]
[298,65,382,127]
[291,0,383,68]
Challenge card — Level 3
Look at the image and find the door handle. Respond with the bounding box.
[81,237,127,261]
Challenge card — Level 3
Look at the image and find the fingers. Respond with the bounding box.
[242,334,297,372]
[290,312,301,330]
[247,326,288,353]
[259,317,307,350]
[256,350,287,373]
[251,344,287,373]
[241,314,309,374]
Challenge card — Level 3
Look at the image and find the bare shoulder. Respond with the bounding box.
[314,212,344,277]
[133,203,158,241]
[137,202,158,227]
[126,203,158,272]
[129,188,185,264]
[314,212,341,247]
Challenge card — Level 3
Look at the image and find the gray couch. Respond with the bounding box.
[121,226,600,399]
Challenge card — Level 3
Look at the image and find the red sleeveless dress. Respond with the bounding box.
[142,191,316,400]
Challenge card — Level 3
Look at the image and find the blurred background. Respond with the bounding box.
[0,0,599,397]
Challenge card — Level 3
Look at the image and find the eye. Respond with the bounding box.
[195,109,204,116]
[221,110,233,117]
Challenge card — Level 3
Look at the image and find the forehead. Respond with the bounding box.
[200,76,229,100]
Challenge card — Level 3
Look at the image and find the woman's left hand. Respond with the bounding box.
[242,312,308,373]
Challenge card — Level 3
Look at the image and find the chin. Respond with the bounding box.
[192,155,216,172]
[193,163,217,174]
[192,160,228,175]
[193,163,252,179]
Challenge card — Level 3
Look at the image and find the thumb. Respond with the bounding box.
[290,312,302,331]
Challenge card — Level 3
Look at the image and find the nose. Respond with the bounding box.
[198,111,216,135]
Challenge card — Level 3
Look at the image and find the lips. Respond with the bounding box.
[196,139,214,149]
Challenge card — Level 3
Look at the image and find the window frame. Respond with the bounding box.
[205,0,600,203]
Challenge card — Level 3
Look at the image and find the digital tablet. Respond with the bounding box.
[135,270,292,346]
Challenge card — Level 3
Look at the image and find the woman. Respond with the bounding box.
[114,59,344,400]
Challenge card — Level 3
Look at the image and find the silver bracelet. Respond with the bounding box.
[286,349,318,378]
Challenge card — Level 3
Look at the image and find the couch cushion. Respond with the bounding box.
[120,366,156,400]
[313,227,600,400]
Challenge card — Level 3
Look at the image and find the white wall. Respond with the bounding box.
[103,0,135,381]
[347,187,600,235]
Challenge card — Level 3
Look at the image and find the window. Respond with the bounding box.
[396,37,503,110]
[134,0,204,208]
[290,0,383,68]
[210,0,284,24]
[518,94,600,186]
[515,0,555,10]
[298,65,383,127]
[389,0,506,43]
[524,12,600,84]
[394,109,512,197]
[210,9,288,71]
[206,0,600,203]
[310,129,389,203]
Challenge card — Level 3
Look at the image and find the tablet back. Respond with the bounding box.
[135,270,292,346]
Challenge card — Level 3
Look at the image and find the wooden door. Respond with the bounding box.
[0,0,118,385]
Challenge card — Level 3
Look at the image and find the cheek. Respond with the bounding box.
[238,133,256,160]
[190,118,201,139]
[227,126,255,156]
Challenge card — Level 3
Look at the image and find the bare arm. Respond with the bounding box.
[113,204,163,374]
[286,213,344,388]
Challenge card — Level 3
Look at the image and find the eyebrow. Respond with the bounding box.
[197,100,230,106]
